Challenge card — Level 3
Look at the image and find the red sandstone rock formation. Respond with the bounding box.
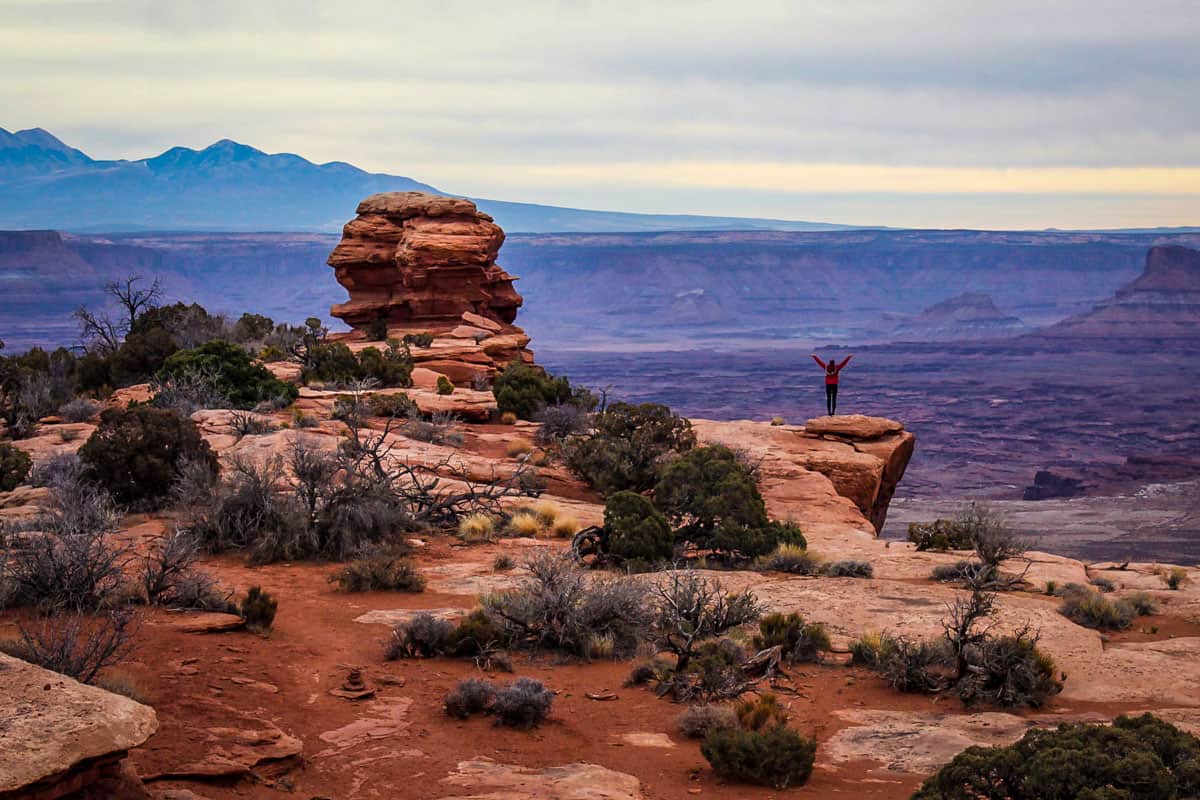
[328,192,522,328]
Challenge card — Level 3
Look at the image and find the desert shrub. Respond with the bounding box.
[822,559,874,578]
[531,500,560,527]
[505,511,541,537]
[500,411,517,425]
[79,406,218,507]
[2,608,135,684]
[446,608,508,657]
[158,339,297,409]
[1161,566,1190,590]
[386,612,454,659]
[677,704,739,739]
[232,312,276,343]
[492,361,584,420]
[444,677,495,719]
[651,570,760,674]
[626,662,660,686]
[603,491,674,563]
[25,452,83,488]
[404,409,462,445]
[755,543,821,575]
[770,416,785,426]
[534,403,591,446]
[303,340,413,388]
[229,410,274,437]
[458,512,497,542]
[550,514,579,538]
[493,554,514,571]
[1090,576,1115,592]
[1127,591,1160,616]
[291,408,320,428]
[660,638,753,702]
[955,629,1063,709]
[58,397,103,423]
[913,713,1200,800]
[140,530,233,611]
[365,316,389,342]
[655,446,804,561]
[505,438,533,458]
[907,518,973,551]
[931,560,994,584]
[701,723,817,790]
[329,543,425,593]
[240,585,277,632]
[1058,587,1137,630]
[436,375,455,395]
[368,392,419,419]
[482,552,652,658]
[490,677,554,728]
[109,328,179,386]
[752,612,830,663]
[737,693,790,731]
[849,631,898,669]
[565,402,694,494]
[2,478,128,612]
[0,442,32,492]
[403,332,434,348]
[879,636,954,694]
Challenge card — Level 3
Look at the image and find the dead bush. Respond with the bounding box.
[3,478,129,612]
[240,585,277,632]
[140,530,234,611]
[4,607,135,684]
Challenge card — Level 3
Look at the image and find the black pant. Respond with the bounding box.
[825,384,838,415]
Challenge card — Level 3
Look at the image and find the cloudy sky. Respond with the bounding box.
[3,0,1198,228]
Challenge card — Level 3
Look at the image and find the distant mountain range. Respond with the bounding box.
[0,126,853,233]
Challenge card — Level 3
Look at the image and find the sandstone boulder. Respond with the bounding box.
[0,652,158,798]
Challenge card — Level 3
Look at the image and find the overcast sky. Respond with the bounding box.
[3,0,1198,228]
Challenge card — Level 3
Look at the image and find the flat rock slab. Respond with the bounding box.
[133,697,301,781]
[438,758,644,800]
[315,696,413,756]
[617,732,675,749]
[0,652,158,794]
[167,613,245,634]
[825,709,1061,774]
[805,415,905,440]
[353,607,467,626]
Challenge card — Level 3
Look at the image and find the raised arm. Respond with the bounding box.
[811,354,826,369]
[837,354,853,370]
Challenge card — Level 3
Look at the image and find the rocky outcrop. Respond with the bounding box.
[327,192,535,386]
[328,192,521,328]
[693,414,915,533]
[1043,245,1200,338]
[0,652,157,799]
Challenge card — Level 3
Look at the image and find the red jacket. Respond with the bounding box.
[812,355,852,385]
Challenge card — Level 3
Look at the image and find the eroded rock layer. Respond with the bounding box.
[328,192,522,328]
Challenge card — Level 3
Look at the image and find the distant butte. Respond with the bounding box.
[1043,244,1200,338]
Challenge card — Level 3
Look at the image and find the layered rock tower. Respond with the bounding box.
[327,192,532,385]
[328,192,522,327]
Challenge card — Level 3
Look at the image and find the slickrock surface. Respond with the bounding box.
[694,416,915,532]
[437,759,644,800]
[0,652,157,798]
